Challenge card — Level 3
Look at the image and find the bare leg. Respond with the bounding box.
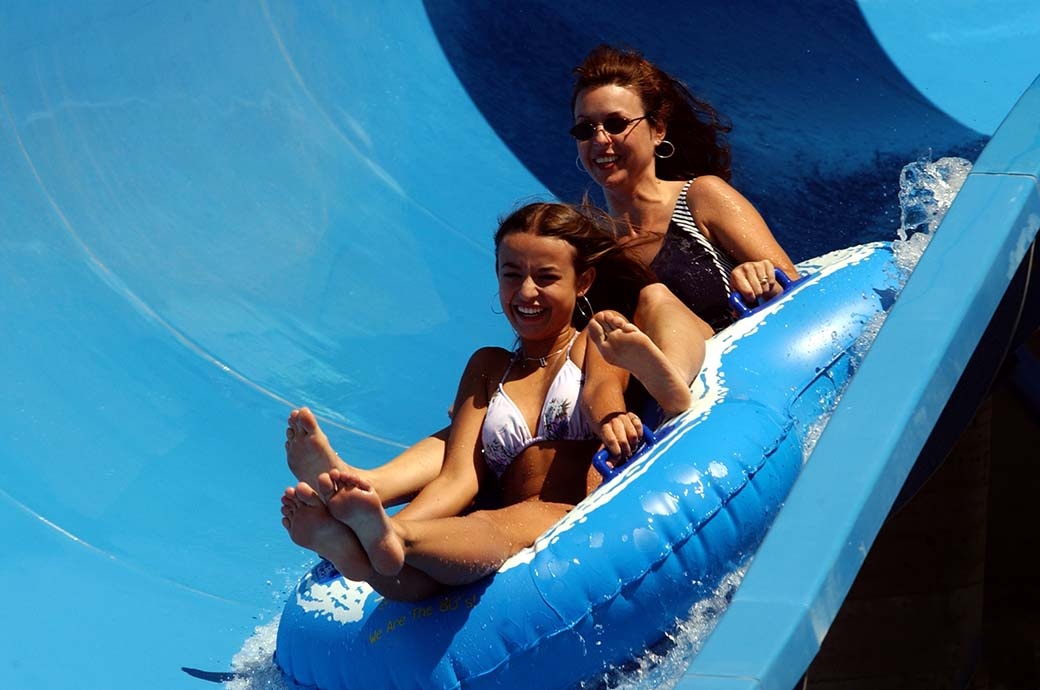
[320,468,406,577]
[285,407,446,507]
[394,501,572,586]
[589,294,704,416]
[317,466,572,598]
[281,482,444,599]
[632,282,712,381]
[363,431,448,508]
[280,482,375,582]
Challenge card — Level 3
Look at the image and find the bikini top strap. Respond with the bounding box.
[498,350,519,386]
[679,178,693,203]
[563,330,580,359]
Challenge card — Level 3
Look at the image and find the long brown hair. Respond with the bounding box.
[570,44,732,182]
[493,201,655,327]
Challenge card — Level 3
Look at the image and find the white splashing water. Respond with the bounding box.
[223,616,305,690]
[892,155,973,275]
[222,563,311,690]
[579,568,747,690]
[800,155,972,464]
[228,156,974,690]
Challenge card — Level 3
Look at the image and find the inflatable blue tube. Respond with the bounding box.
[275,242,902,690]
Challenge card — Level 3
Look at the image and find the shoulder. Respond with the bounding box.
[458,347,513,405]
[683,175,760,237]
[684,175,739,208]
[466,346,513,373]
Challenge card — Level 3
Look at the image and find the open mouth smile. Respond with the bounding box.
[514,304,546,318]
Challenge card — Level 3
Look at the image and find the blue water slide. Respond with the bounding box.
[1,3,1036,690]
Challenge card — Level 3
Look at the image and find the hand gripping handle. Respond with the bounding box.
[728,268,794,319]
[591,426,659,482]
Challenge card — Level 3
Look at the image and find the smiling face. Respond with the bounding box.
[573,84,667,194]
[496,231,594,344]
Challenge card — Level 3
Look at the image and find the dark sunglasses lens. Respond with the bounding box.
[569,122,596,141]
[603,117,631,134]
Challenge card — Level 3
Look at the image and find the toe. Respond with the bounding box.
[298,407,319,433]
[316,473,338,502]
[297,481,325,506]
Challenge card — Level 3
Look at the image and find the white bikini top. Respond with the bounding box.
[481,335,594,478]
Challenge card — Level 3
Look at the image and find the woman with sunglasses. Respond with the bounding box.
[570,44,798,333]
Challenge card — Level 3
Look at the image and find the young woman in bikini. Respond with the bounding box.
[281,202,711,599]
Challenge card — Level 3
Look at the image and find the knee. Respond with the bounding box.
[633,282,676,325]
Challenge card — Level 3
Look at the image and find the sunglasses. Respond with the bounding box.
[569,115,648,141]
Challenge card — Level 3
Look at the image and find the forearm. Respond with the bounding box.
[582,375,628,428]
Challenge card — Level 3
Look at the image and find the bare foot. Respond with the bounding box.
[589,311,691,414]
[280,482,373,581]
[285,407,351,489]
[319,469,405,577]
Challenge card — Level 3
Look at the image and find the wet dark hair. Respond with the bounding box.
[570,44,732,182]
[493,201,655,327]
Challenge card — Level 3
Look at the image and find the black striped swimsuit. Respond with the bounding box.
[649,180,738,332]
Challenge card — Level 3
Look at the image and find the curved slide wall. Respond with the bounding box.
[1,2,1037,689]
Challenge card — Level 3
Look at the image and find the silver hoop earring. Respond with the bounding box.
[490,291,503,315]
[575,154,587,173]
[574,293,594,324]
[654,140,676,159]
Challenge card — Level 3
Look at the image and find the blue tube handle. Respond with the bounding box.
[592,426,658,482]
[728,267,793,319]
